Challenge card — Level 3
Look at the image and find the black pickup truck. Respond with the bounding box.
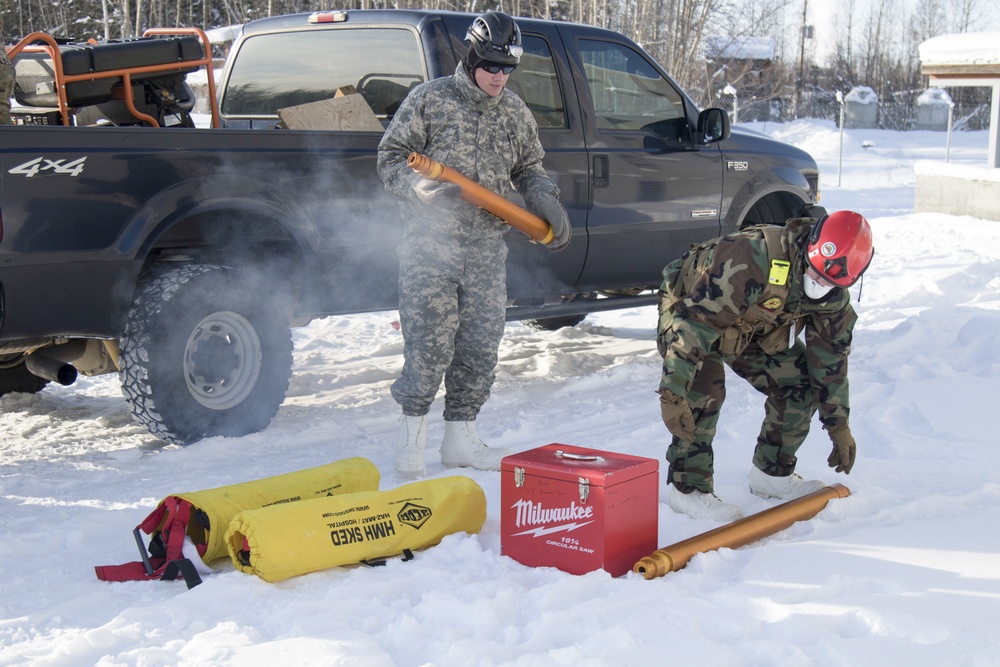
[0,9,824,445]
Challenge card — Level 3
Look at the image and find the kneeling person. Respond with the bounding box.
[656,211,874,521]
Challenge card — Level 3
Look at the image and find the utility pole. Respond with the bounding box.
[796,0,808,114]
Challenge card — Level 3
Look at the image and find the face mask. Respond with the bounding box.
[803,273,834,300]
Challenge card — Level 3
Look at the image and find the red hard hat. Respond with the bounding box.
[806,211,874,287]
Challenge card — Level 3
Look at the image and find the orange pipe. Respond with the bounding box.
[120,73,160,127]
[407,152,554,245]
[634,483,851,580]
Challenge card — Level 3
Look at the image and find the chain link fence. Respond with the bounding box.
[717,94,993,218]
[719,95,993,132]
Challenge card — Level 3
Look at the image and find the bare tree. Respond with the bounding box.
[655,0,718,91]
[947,0,987,33]
[3,0,997,116]
[911,0,946,43]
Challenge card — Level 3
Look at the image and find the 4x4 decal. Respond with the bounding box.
[8,157,87,178]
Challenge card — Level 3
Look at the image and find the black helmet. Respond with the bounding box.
[464,11,523,72]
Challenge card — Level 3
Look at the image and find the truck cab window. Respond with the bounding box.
[508,36,566,129]
[222,28,424,119]
[578,39,688,142]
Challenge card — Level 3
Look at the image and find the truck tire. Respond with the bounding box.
[525,293,596,330]
[119,265,293,445]
[526,313,587,331]
[0,353,50,396]
[741,195,800,228]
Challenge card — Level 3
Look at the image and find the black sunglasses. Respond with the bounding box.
[480,63,516,75]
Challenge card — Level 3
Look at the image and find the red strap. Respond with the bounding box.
[95,555,203,589]
[160,497,192,563]
[94,561,161,582]
[95,497,198,585]
[138,501,169,535]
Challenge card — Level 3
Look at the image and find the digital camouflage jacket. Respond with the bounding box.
[377,63,558,240]
[657,218,857,429]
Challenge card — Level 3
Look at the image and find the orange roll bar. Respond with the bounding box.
[407,152,554,245]
[143,27,220,129]
[634,483,851,580]
[6,27,219,128]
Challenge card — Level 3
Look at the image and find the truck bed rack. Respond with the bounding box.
[6,28,219,128]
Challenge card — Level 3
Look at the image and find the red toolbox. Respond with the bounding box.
[501,444,659,577]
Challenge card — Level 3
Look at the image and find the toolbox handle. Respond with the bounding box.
[555,450,605,462]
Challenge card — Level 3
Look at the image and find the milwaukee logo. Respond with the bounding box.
[509,499,594,538]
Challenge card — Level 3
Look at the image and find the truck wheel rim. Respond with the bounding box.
[183,311,262,410]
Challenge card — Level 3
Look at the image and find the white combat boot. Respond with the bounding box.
[394,414,427,477]
[748,466,825,500]
[440,421,510,471]
[668,486,744,522]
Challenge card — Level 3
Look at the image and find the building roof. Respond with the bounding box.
[920,32,1000,83]
[918,32,1000,169]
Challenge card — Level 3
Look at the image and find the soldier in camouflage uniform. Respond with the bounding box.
[657,211,874,521]
[1,20,14,125]
[378,11,571,476]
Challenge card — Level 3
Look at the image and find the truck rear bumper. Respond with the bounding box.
[0,259,136,341]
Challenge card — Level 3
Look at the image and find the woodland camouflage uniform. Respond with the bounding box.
[657,218,857,494]
[377,63,559,421]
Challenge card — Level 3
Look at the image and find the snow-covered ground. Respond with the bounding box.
[2,120,999,666]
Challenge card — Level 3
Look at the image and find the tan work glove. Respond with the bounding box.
[827,424,856,474]
[659,390,696,442]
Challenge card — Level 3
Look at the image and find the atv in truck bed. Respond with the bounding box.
[9,28,216,128]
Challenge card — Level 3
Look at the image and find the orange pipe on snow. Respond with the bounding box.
[407,152,554,245]
[634,483,851,580]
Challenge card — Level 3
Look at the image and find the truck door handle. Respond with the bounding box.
[593,155,609,188]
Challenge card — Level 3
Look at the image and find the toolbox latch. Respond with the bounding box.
[578,477,590,503]
[514,467,525,487]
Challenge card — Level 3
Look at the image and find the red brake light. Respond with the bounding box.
[308,11,347,24]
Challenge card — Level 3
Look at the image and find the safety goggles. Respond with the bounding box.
[805,263,837,288]
[480,62,516,75]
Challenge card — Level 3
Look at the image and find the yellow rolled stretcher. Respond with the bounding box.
[226,476,486,583]
[96,457,380,587]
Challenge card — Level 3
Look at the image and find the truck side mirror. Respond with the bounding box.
[697,108,730,144]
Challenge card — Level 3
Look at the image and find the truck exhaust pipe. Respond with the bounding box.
[633,484,851,580]
[407,152,554,245]
[25,351,78,386]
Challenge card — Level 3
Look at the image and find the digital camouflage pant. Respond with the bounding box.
[666,338,817,494]
[391,227,508,422]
